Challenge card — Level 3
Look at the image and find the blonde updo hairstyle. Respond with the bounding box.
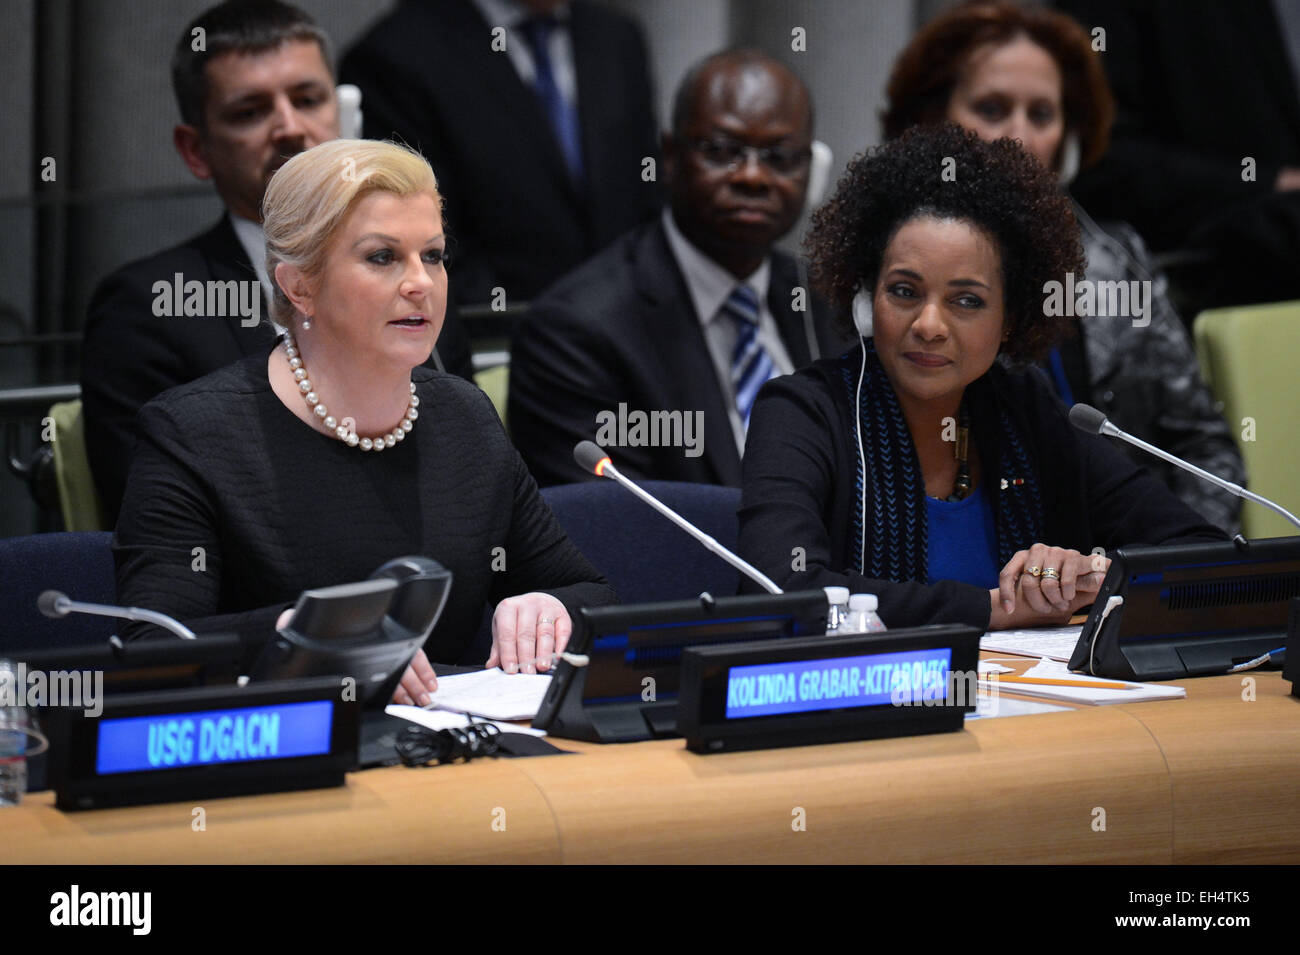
[262,139,442,329]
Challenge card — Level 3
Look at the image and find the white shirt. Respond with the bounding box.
[472,0,578,108]
[228,212,284,334]
[661,208,794,456]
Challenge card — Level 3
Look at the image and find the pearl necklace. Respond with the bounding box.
[283,332,419,451]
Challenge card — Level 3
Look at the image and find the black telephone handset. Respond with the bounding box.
[251,557,454,708]
[369,555,454,640]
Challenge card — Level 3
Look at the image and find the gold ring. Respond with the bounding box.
[1026,565,1043,577]
[1041,568,1061,581]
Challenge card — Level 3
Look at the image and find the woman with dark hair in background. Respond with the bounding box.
[736,125,1224,632]
[879,0,1245,534]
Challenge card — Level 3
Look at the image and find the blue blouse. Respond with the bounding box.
[925,484,1000,589]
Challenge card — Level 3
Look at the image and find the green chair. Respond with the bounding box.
[1193,301,1300,538]
[474,363,510,433]
[48,399,108,532]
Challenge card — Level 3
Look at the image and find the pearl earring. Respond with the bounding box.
[301,317,312,330]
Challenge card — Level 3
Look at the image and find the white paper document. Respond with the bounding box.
[384,704,548,737]
[416,668,553,721]
[982,657,1186,705]
[979,625,1085,662]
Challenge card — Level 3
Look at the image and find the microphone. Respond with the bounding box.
[38,589,198,640]
[1068,403,1300,530]
[572,440,784,594]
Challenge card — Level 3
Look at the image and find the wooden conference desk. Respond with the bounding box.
[5,665,1299,864]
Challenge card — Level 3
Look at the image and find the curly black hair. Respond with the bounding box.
[807,123,1084,363]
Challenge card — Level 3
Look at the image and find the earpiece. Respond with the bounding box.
[852,286,869,575]
[1058,132,1081,185]
[851,288,873,338]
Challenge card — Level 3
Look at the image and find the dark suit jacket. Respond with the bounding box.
[1060,0,1300,304]
[81,215,473,526]
[508,220,852,488]
[341,0,661,305]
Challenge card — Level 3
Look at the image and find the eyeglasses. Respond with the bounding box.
[688,138,812,175]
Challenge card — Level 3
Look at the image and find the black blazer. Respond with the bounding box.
[736,349,1227,631]
[508,219,852,488]
[81,215,474,525]
[341,0,661,305]
[114,351,615,668]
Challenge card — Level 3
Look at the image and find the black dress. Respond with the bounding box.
[113,348,616,666]
[736,346,1227,631]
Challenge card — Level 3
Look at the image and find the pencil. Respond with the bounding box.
[980,676,1135,690]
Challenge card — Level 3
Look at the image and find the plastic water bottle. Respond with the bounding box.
[823,586,851,633]
[0,659,28,807]
[845,594,887,633]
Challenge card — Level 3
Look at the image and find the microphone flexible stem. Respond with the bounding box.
[1110,426,1300,530]
[61,598,198,640]
[602,462,784,594]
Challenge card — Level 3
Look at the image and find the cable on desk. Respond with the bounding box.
[1228,647,1287,673]
[1087,595,1124,675]
[395,716,502,767]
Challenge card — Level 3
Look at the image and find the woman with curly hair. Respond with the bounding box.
[736,124,1225,631]
[880,0,1245,535]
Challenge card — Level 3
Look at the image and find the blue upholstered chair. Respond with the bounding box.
[0,532,116,652]
[540,481,743,605]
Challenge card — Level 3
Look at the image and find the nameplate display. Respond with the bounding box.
[46,677,359,811]
[95,700,336,775]
[679,626,980,753]
[723,647,954,719]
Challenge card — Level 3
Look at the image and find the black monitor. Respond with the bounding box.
[533,590,829,742]
[15,634,242,696]
[1069,536,1300,680]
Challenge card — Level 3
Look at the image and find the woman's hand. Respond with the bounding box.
[393,648,439,706]
[989,544,1110,629]
[487,592,571,674]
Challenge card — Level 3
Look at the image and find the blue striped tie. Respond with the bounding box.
[519,17,585,186]
[721,284,776,431]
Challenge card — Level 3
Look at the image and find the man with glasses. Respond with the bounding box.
[510,49,847,487]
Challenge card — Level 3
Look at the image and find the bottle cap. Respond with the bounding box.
[848,593,878,612]
[823,586,850,605]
